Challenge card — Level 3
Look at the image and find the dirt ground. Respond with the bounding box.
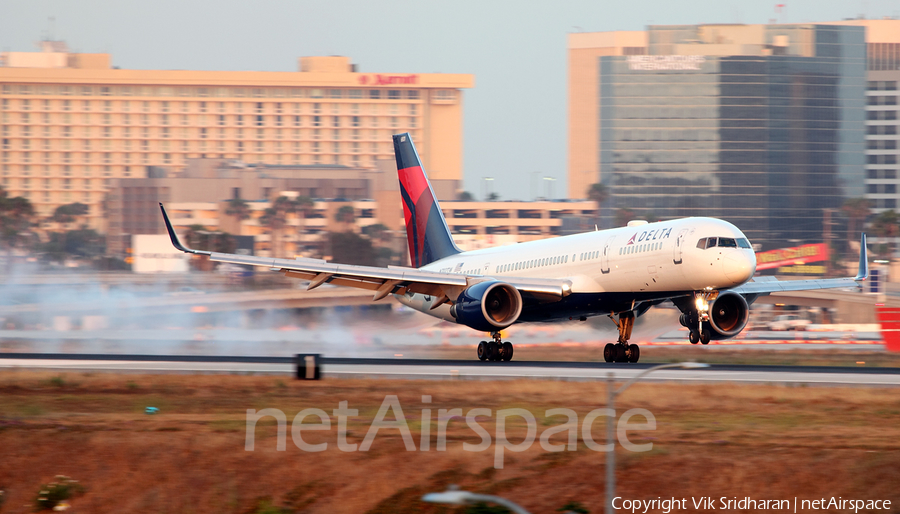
[0,372,898,513]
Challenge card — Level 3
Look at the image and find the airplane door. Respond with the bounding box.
[673,229,689,264]
[601,236,614,274]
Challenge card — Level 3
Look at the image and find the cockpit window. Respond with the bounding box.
[717,237,737,248]
[698,236,749,250]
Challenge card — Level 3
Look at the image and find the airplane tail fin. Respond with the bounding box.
[393,133,461,267]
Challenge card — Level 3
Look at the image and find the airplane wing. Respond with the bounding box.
[159,203,572,303]
[730,234,868,296]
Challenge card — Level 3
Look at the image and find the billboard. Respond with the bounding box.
[755,243,829,273]
[131,234,190,274]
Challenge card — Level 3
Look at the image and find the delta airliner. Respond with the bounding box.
[160,133,867,363]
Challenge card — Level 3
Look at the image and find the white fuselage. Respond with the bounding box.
[396,217,757,322]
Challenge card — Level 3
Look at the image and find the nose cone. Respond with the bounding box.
[724,252,756,284]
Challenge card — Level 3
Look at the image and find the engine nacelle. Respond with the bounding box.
[449,281,523,332]
[707,291,750,339]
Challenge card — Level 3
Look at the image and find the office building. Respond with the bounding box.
[569,23,871,249]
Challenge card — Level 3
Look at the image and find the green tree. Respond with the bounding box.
[457,191,474,201]
[587,183,608,207]
[334,205,356,227]
[362,223,392,245]
[49,203,91,259]
[0,189,36,256]
[871,209,900,257]
[42,228,105,262]
[51,203,90,228]
[329,231,375,265]
[487,192,500,201]
[181,224,235,255]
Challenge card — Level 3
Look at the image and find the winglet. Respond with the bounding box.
[855,233,868,282]
[159,203,210,255]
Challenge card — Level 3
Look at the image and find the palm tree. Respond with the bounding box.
[841,198,871,250]
[294,196,315,255]
[259,196,296,257]
[225,198,251,235]
[335,205,356,231]
[871,210,900,257]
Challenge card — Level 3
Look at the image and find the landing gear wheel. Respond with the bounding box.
[689,331,700,345]
[501,342,513,362]
[477,341,489,361]
[700,329,711,345]
[627,344,640,363]
[603,343,616,363]
[615,344,629,363]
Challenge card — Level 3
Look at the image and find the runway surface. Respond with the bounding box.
[1,353,899,386]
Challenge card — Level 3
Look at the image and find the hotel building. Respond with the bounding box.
[0,46,472,230]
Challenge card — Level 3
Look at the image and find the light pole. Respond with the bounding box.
[423,488,531,514]
[482,177,495,201]
[606,362,710,514]
[543,176,556,200]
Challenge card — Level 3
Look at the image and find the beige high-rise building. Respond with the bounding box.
[568,30,647,200]
[0,45,473,230]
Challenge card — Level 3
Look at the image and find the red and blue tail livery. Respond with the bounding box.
[393,133,460,267]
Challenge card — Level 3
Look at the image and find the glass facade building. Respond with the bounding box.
[597,25,866,249]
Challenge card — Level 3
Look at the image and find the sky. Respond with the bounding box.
[2,0,899,201]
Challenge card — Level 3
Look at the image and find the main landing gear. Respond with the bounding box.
[477,332,514,362]
[604,311,640,363]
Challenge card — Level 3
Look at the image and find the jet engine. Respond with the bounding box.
[449,281,523,332]
[707,291,750,339]
[678,291,750,340]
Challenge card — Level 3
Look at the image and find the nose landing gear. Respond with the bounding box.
[477,331,514,362]
[604,311,640,363]
[684,291,716,345]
